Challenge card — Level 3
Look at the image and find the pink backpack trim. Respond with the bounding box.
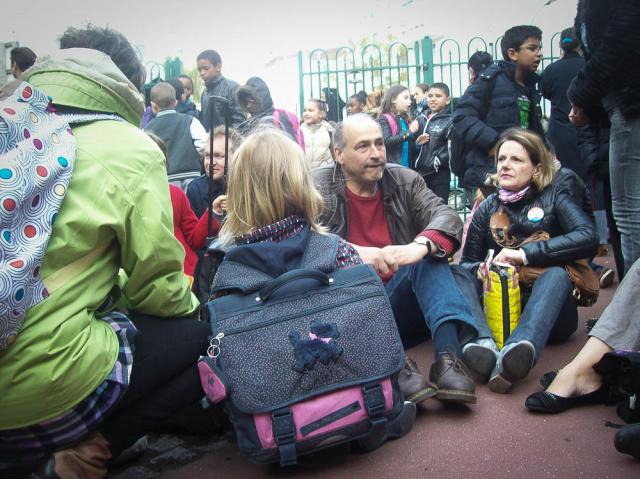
[273,109,305,151]
[253,378,393,449]
[382,113,399,136]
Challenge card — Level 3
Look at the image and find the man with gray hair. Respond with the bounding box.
[145,82,207,188]
[314,113,480,405]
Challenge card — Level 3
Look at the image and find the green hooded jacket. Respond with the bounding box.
[0,49,199,429]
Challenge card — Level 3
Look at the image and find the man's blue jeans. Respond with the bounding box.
[451,265,577,360]
[609,108,640,275]
[385,257,478,351]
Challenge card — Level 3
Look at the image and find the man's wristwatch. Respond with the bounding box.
[412,236,432,256]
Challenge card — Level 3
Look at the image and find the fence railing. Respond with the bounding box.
[297,33,562,218]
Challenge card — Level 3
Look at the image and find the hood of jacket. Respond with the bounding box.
[236,76,274,115]
[24,48,144,126]
[494,60,540,88]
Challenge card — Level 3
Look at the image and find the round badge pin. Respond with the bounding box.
[528,207,544,223]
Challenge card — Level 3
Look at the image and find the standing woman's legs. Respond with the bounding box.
[609,109,640,275]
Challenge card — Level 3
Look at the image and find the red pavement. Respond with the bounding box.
[161,254,639,479]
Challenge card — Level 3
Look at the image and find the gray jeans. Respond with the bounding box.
[609,109,640,275]
[590,258,640,350]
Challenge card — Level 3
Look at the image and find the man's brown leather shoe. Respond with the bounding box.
[34,432,111,479]
[398,356,437,404]
[428,351,477,404]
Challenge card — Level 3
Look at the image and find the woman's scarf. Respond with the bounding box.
[498,186,530,204]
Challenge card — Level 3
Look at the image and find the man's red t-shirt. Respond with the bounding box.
[345,187,393,248]
[344,184,456,261]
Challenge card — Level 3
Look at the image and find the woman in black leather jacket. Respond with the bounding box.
[454,128,598,393]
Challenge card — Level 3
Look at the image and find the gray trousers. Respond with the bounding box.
[590,258,640,350]
[609,109,640,275]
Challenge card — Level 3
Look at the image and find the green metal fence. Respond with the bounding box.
[297,33,562,218]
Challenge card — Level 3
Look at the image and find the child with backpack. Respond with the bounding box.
[300,98,335,169]
[377,85,419,166]
[199,128,416,465]
[413,83,453,202]
[236,77,305,150]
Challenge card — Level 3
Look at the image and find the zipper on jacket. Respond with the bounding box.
[414,116,431,169]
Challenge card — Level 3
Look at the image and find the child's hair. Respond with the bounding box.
[365,90,382,110]
[145,131,169,169]
[197,49,222,65]
[166,78,185,101]
[378,85,409,117]
[150,82,176,110]
[10,47,36,72]
[491,127,555,190]
[59,25,145,90]
[349,90,367,105]
[219,129,326,245]
[177,74,193,86]
[500,25,543,61]
[429,82,450,97]
[468,51,493,74]
[307,98,327,116]
[559,27,579,53]
[415,83,429,94]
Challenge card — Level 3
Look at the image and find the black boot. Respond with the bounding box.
[614,423,640,460]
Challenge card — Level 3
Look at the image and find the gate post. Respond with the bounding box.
[297,51,305,117]
[421,36,434,86]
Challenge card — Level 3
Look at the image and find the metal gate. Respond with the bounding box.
[297,33,562,217]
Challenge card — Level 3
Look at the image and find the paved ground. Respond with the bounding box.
[109,253,639,479]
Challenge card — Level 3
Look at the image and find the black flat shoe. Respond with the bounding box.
[539,370,558,389]
[525,386,608,414]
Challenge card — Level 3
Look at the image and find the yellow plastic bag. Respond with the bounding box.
[482,260,521,349]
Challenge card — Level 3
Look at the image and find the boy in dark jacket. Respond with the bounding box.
[197,49,245,131]
[453,25,545,194]
[414,83,453,202]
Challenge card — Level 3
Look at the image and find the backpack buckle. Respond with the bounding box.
[363,382,386,418]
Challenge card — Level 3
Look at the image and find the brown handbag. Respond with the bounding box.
[489,206,599,307]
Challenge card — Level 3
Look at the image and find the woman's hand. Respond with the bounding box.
[569,104,589,127]
[493,248,525,266]
[211,195,227,215]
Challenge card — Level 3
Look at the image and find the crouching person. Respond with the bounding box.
[0,26,209,478]
[313,114,480,405]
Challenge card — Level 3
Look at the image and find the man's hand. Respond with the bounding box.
[382,242,430,267]
[493,248,524,266]
[352,245,399,276]
[569,104,589,127]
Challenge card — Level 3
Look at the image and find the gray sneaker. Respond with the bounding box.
[488,341,535,393]
[463,339,499,383]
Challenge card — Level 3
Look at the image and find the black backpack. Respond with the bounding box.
[449,74,498,180]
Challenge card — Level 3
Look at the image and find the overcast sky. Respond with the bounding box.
[3,0,578,112]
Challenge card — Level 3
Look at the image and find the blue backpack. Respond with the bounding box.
[198,227,411,466]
